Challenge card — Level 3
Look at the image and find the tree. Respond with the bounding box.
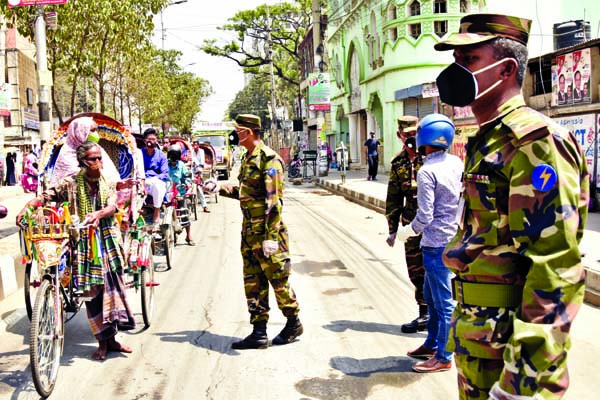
[0,0,168,121]
[201,0,310,119]
[226,75,271,123]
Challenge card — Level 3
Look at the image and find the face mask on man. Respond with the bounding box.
[403,137,416,150]
[436,58,516,107]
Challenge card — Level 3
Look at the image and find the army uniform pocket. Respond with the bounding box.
[462,181,499,246]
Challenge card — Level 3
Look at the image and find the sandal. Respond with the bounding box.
[186,238,196,246]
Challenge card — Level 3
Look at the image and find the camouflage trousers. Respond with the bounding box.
[241,227,300,324]
[455,343,569,399]
[404,234,425,305]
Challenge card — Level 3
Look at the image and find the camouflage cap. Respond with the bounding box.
[235,114,261,129]
[397,115,419,130]
[434,13,532,51]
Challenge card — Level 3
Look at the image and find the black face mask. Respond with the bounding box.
[436,58,514,107]
[436,63,479,107]
[404,137,416,150]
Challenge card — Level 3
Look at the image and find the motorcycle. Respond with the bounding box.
[288,154,302,179]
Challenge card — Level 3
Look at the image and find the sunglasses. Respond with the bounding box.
[86,156,103,162]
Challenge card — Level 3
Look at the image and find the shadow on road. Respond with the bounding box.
[155,330,242,356]
[295,356,424,400]
[322,319,426,338]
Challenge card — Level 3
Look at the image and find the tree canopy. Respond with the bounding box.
[201,0,311,120]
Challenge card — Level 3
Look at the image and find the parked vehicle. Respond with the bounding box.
[193,123,238,180]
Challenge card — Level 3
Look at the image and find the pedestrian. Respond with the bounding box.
[326,142,333,169]
[208,114,303,349]
[435,14,589,398]
[396,114,463,373]
[5,152,16,186]
[167,144,195,246]
[21,150,38,193]
[49,117,120,187]
[16,141,135,361]
[364,132,380,181]
[385,115,429,333]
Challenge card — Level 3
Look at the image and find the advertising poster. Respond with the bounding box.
[554,114,598,188]
[552,49,591,106]
[307,72,331,111]
[572,49,591,104]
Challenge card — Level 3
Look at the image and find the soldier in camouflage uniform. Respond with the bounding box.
[435,14,589,399]
[385,116,429,333]
[218,114,302,350]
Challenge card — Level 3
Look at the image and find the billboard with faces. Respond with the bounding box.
[552,49,592,106]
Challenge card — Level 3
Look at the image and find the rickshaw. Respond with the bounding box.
[193,142,219,203]
[21,113,157,398]
[167,136,198,222]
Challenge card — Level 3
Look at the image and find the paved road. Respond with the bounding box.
[0,181,598,399]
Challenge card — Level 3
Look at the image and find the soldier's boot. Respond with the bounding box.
[401,305,429,334]
[231,321,269,350]
[272,316,304,345]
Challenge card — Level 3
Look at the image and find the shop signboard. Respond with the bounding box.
[0,83,10,117]
[8,0,67,7]
[554,114,598,188]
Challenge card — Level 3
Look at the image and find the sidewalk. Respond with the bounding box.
[312,166,600,307]
[0,185,36,302]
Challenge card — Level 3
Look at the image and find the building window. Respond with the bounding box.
[390,28,398,41]
[434,21,448,37]
[530,62,552,96]
[409,23,421,39]
[26,88,34,106]
[388,5,397,20]
[409,1,421,17]
[460,0,469,13]
[434,0,447,13]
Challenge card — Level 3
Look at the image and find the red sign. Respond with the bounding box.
[8,0,68,7]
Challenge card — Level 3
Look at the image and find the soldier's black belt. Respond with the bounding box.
[241,206,266,219]
[452,278,523,308]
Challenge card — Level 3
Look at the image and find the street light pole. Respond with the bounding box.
[34,6,51,146]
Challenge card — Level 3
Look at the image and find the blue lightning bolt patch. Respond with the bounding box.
[266,167,277,177]
[532,164,557,191]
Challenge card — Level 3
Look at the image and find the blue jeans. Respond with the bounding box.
[422,246,455,364]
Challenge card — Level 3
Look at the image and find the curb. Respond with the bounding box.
[315,178,385,214]
[315,178,600,308]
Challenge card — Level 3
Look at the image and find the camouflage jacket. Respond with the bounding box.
[443,96,589,382]
[220,142,286,241]
[385,149,423,234]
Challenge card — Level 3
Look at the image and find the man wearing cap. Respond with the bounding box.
[385,116,428,334]
[435,14,588,399]
[216,113,302,349]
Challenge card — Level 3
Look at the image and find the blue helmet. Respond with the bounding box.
[416,114,455,150]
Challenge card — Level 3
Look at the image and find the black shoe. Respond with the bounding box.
[231,321,268,350]
[272,316,303,345]
[401,316,428,333]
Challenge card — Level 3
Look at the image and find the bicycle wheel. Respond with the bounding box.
[164,224,174,269]
[24,260,42,321]
[140,246,156,328]
[30,279,63,398]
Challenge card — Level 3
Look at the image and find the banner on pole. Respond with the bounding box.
[8,0,67,8]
